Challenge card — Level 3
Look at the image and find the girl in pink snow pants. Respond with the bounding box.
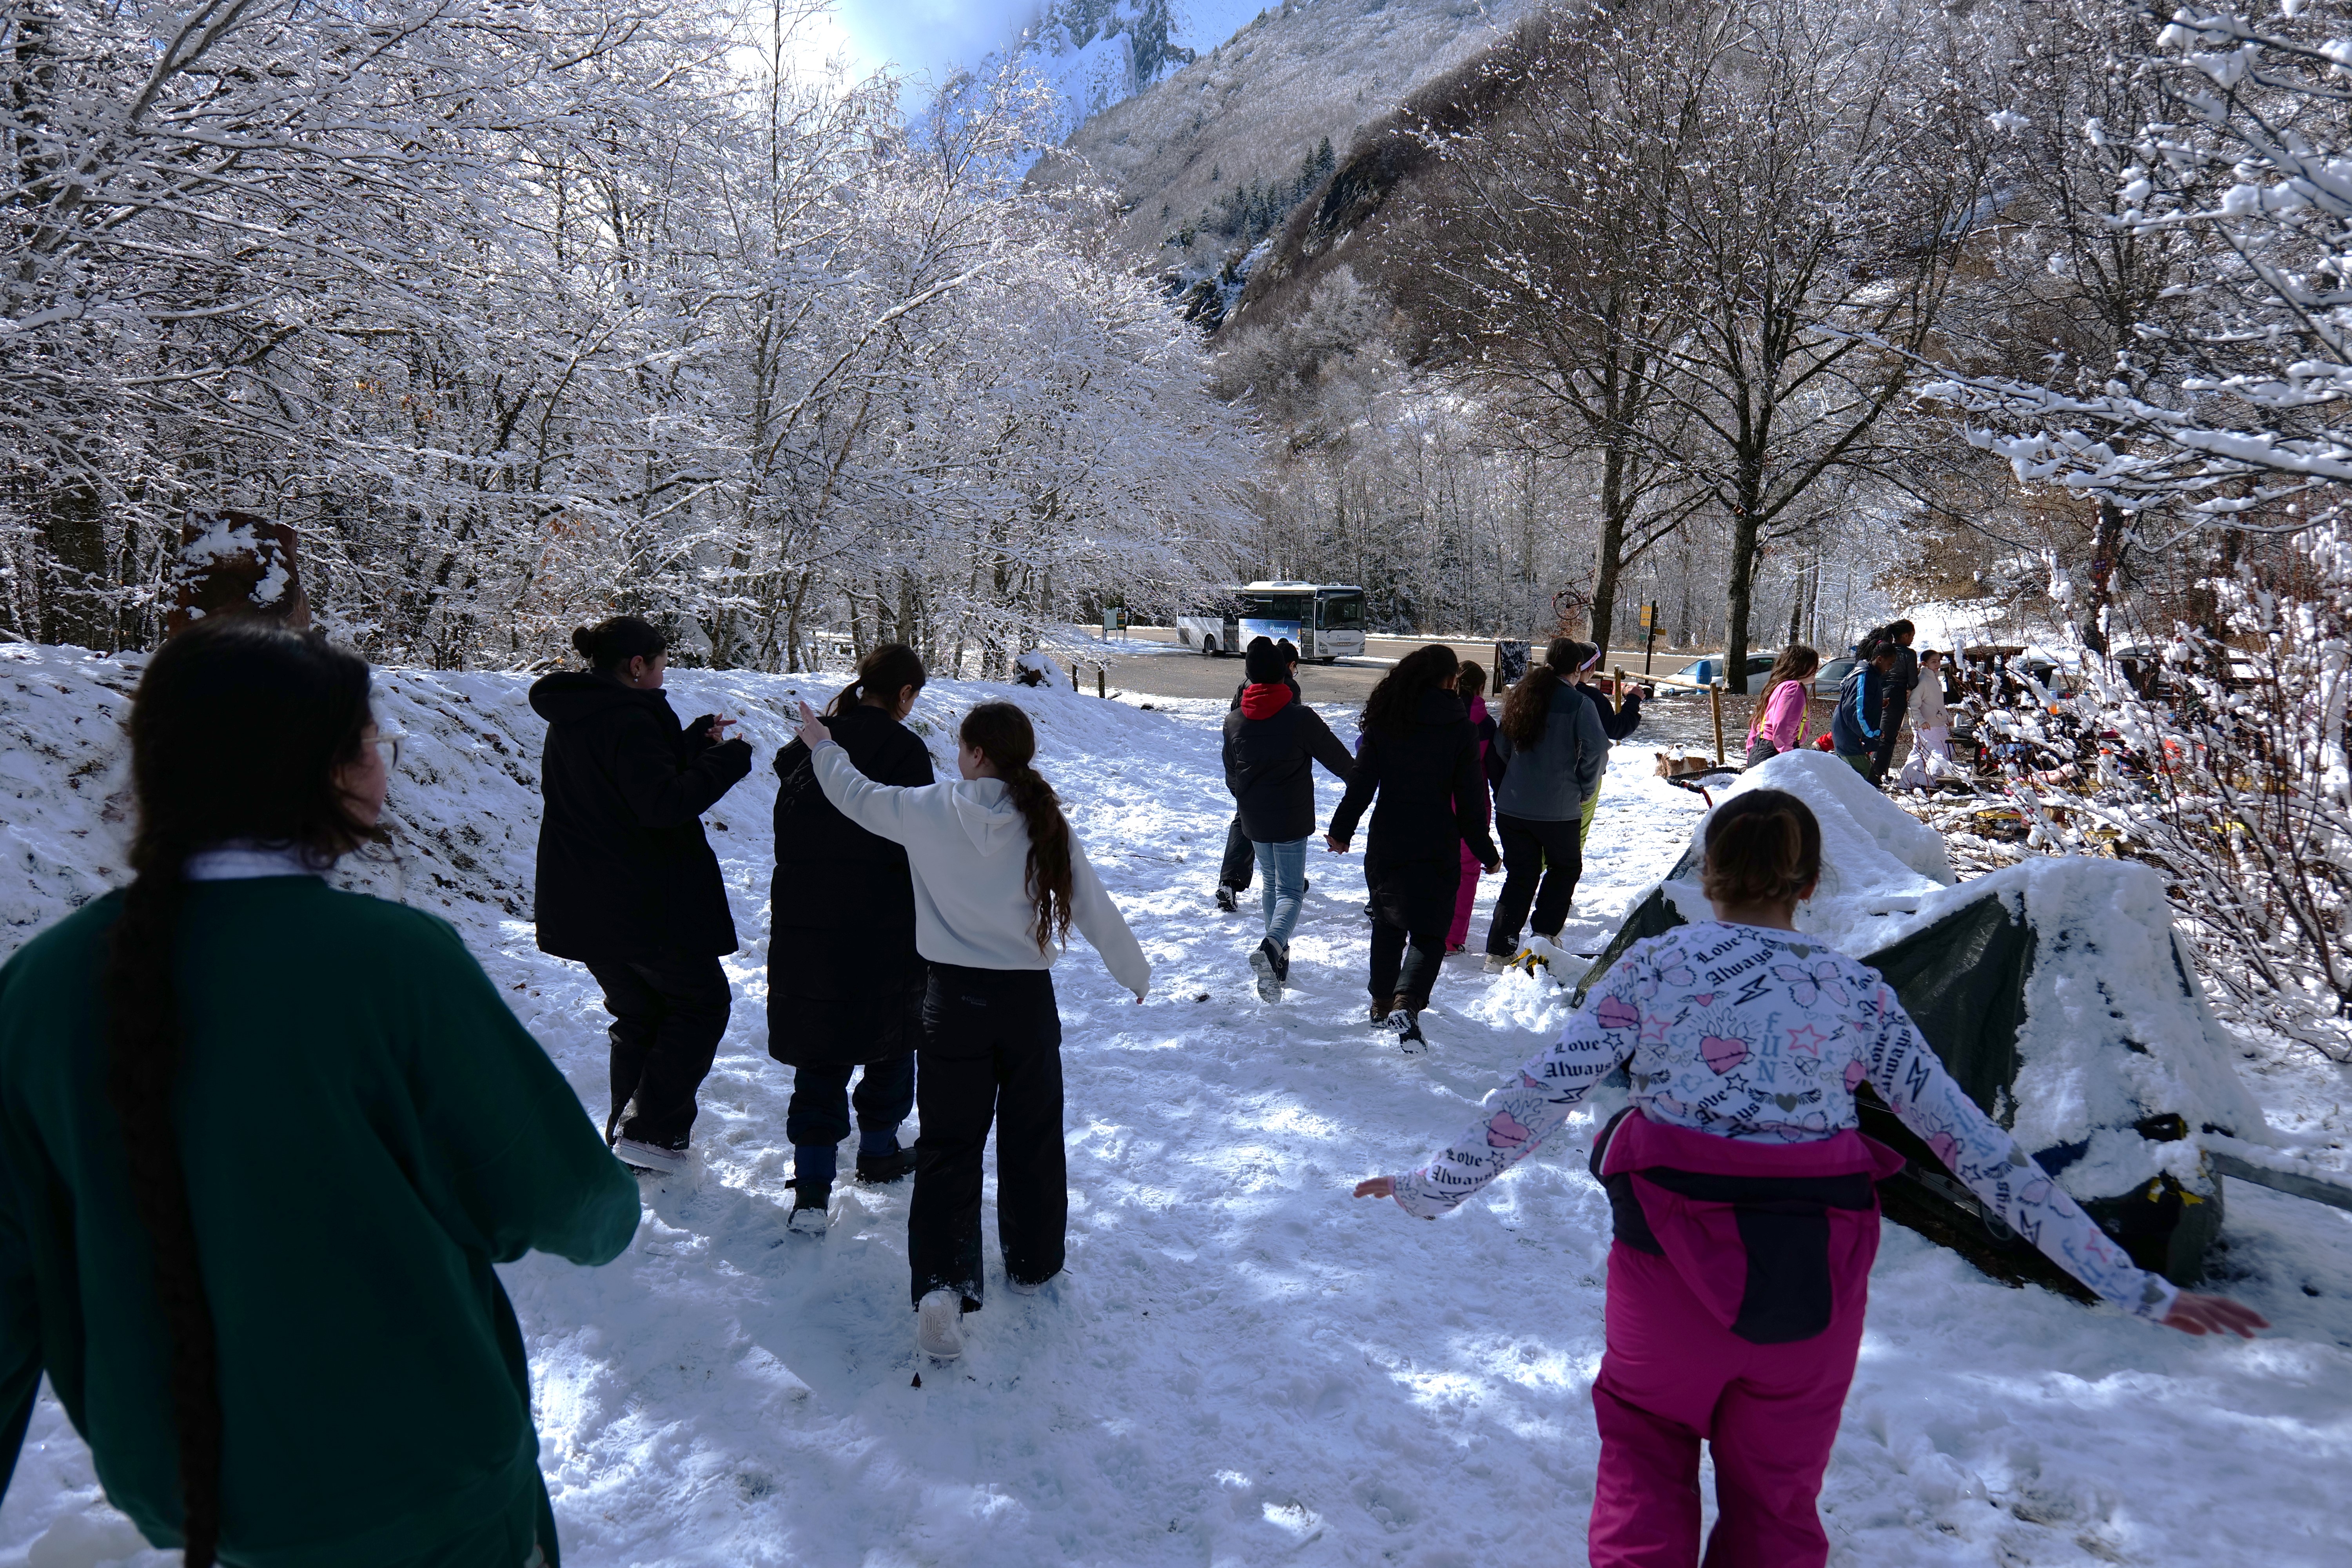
[1356,787,2267,1568]
[1447,662,1499,951]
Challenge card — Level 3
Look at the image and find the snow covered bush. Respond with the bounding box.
[2044,529,2352,1062]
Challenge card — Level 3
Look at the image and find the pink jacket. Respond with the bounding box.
[1749,677,1808,750]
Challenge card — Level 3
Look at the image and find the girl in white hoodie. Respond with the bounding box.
[795,698,1149,1360]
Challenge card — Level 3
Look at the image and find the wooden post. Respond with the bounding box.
[1613,665,1628,704]
[1096,666,1106,699]
[1710,680,1726,765]
[1071,662,1079,693]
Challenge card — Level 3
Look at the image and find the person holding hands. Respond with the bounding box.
[1356,788,2264,1566]
[794,697,1149,1363]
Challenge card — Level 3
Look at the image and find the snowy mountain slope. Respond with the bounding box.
[1030,0,1536,280]
[4,641,2350,1566]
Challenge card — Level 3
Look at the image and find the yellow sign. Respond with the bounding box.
[1638,604,1655,632]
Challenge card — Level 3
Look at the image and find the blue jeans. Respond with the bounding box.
[1253,837,1308,949]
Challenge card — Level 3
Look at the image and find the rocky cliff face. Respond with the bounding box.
[1028,0,1536,316]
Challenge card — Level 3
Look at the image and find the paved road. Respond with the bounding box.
[1083,633,1744,751]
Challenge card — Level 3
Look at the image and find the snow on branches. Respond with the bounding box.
[0,0,1252,670]
[1926,4,2352,524]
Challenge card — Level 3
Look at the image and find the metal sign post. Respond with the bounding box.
[1641,602,1659,674]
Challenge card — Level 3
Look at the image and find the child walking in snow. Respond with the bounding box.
[1896,648,1953,789]
[794,698,1150,1362]
[1355,788,2265,1566]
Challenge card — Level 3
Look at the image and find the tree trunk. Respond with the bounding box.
[1724,499,1764,693]
[36,477,114,651]
[2080,497,2125,653]
[1590,445,1626,658]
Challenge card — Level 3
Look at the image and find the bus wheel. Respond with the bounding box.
[1201,637,1218,657]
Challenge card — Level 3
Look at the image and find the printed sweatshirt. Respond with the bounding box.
[1388,920,2177,1320]
[811,741,1151,997]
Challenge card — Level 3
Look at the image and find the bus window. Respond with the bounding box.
[1318,594,1364,631]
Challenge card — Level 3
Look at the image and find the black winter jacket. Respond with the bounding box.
[1575,681,1644,741]
[1329,688,1500,931]
[530,673,753,962]
[767,706,936,1066]
[1222,694,1354,843]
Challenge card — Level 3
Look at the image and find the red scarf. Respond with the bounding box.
[1240,682,1292,720]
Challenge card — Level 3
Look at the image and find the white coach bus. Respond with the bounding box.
[1175,581,1367,663]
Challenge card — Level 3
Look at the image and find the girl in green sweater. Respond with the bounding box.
[0,621,640,1568]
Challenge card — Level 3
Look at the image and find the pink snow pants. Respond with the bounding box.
[1447,841,1483,949]
[1586,1241,1868,1568]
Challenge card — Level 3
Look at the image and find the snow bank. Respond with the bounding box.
[0,643,1177,961]
[5,646,2349,1567]
[1656,750,1955,947]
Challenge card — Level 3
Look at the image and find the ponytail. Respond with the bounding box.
[960,702,1074,951]
[1500,637,1595,748]
[1499,665,1560,747]
[105,618,380,1568]
[1701,788,1822,908]
[826,642,927,719]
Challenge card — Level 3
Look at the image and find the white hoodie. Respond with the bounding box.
[811,741,1151,997]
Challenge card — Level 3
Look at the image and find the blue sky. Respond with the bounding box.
[781,0,1037,89]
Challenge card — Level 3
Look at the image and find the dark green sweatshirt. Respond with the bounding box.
[0,877,641,1566]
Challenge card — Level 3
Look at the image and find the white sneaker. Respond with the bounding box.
[1482,953,1512,974]
[613,1138,686,1175]
[917,1289,965,1360]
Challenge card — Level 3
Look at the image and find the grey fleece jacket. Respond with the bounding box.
[1492,679,1610,821]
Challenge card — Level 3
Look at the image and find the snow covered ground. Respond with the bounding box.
[4,641,2350,1566]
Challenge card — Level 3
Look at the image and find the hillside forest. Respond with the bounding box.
[4,0,2350,704]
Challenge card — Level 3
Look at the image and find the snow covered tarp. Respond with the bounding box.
[1572,750,2270,1287]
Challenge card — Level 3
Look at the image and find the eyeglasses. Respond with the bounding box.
[371,730,408,773]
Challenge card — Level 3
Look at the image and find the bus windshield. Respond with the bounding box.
[1318,593,1364,631]
[1243,593,1312,622]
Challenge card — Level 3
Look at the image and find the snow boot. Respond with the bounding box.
[614,1137,688,1176]
[1005,1270,1058,1296]
[1249,936,1288,1002]
[918,1289,965,1360]
[1387,1005,1428,1054]
[786,1177,831,1236]
[1483,953,1513,974]
[1215,884,1240,913]
[856,1146,918,1185]
[1368,996,1395,1025]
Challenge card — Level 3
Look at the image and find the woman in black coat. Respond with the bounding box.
[767,644,934,1231]
[531,615,755,1175]
[1326,645,1500,1049]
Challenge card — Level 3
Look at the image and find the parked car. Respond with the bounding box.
[1810,655,1861,700]
[1664,652,1777,689]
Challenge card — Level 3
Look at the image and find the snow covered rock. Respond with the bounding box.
[1582,746,2270,1283]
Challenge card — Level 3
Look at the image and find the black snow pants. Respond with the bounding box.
[1370,916,1448,1012]
[587,951,731,1149]
[908,964,1066,1309]
[1219,814,1256,892]
[1485,812,1584,955]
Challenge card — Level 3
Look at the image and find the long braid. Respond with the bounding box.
[101,618,380,1566]
[105,837,223,1568]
